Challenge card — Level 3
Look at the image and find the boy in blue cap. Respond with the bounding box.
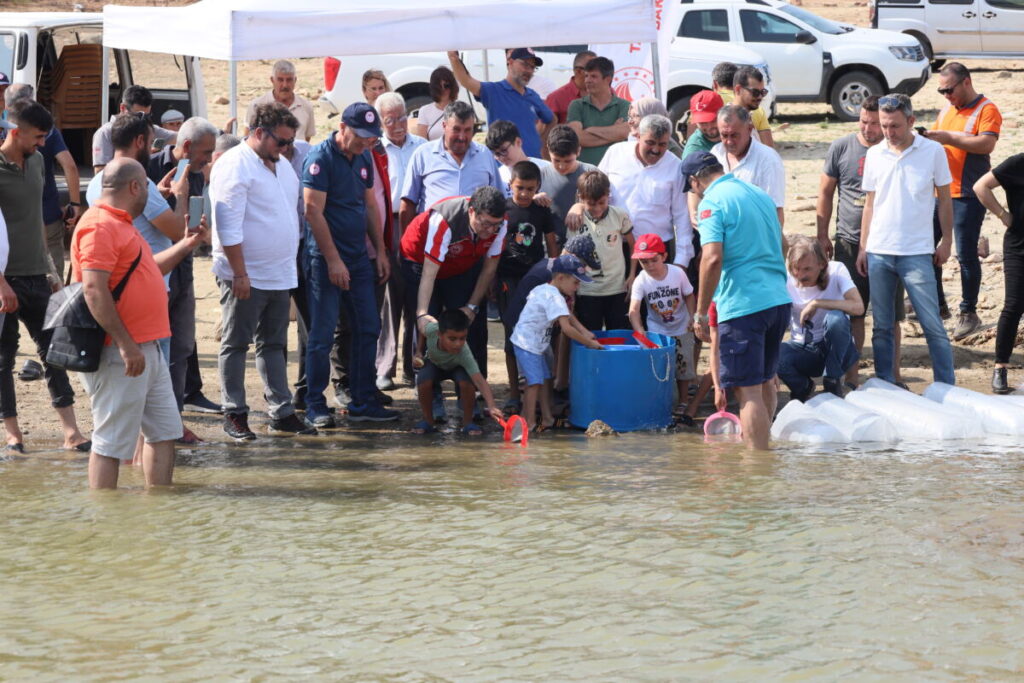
[511,254,604,432]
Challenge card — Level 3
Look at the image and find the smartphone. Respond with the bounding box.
[915,126,928,136]
[188,195,204,231]
[173,158,189,183]
[152,137,168,152]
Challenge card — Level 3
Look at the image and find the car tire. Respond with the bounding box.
[829,71,882,122]
[667,93,694,142]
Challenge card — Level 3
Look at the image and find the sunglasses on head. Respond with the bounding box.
[742,86,769,98]
[878,95,902,108]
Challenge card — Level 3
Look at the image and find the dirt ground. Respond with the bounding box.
[6,0,1024,451]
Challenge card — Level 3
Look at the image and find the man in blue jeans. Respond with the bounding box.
[302,102,397,426]
[857,93,956,386]
[686,151,791,451]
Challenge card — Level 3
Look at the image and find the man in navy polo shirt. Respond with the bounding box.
[302,102,398,426]
[447,48,554,158]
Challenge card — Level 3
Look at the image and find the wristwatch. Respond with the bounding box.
[466,303,480,313]
[695,313,710,325]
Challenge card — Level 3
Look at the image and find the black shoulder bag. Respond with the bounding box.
[43,250,143,373]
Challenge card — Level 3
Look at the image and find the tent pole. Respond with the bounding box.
[101,46,110,123]
[229,60,238,133]
[650,41,662,101]
[482,49,490,83]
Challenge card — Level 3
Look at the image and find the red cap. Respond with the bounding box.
[632,234,666,259]
[690,90,724,123]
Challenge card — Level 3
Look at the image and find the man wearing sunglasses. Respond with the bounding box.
[209,103,314,440]
[732,66,774,149]
[920,62,1002,341]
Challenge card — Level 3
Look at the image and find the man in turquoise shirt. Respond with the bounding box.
[685,152,789,450]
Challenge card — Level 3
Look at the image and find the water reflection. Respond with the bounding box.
[2,433,1022,679]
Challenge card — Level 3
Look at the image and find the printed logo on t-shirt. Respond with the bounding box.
[513,221,536,247]
[360,167,368,180]
[700,209,712,220]
[309,162,321,176]
[606,233,618,244]
[647,284,683,324]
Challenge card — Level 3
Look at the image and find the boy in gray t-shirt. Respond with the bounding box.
[539,125,597,243]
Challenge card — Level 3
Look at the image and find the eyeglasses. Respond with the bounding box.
[383,115,408,126]
[742,86,769,98]
[476,216,505,231]
[261,128,295,147]
[937,79,964,96]
[129,110,153,124]
[493,143,513,159]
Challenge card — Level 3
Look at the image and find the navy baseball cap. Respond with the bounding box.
[680,151,720,192]
[342,102,383,138]
[508,48,543,67]
[551,254,593,282]
[563,233,601,270]
[0,73,9,87]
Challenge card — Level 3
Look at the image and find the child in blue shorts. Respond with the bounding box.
[510,254,604,432]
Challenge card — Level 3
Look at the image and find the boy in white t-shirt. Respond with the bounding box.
[778,236,864,401]
[627,233,696,415]
[511,254,604,432]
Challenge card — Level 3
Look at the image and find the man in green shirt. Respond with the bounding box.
[682,90,724,158]
[0,99,90,454]
[567,57,630,166]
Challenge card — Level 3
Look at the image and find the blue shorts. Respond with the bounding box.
[717,303,789,388]
[512,344,552,387]
[416,359,472,387]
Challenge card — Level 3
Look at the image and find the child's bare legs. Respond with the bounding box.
[413,380,434,433]
[539,378,554,428]
[675,380,687,412]
[457,379,477,425]
[505,350,521,403]
[685,373,715,418]
[553,332,569,391]
[521,383,540,431]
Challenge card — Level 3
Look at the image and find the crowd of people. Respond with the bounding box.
[0,50,1021,488]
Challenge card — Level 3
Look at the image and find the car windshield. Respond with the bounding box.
[776,4,847,35]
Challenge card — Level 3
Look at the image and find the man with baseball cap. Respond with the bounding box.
[302,102,396,427]
[683,90,724,158]
[447,48,554,158]
[683,151,789,450]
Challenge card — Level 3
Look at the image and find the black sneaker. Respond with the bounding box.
[269,413,318,435]
[822,377,844,398]
[184,393,224,414]
[992,367,1011,395]
[224,412,256,441]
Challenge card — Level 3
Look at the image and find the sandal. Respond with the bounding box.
[502,398,522,415]
[461,423,483,436]
[6,443,25,454]
[18,360,43,382]
[67,440,92,453]
[411,420,437,435]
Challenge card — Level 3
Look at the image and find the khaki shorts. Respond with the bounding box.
[79,342,182,461]
[670,330,697,382]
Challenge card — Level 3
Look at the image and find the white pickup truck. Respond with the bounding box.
[320,38,775,131]
[0,11,206,189]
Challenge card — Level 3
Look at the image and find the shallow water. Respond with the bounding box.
[2,432,1023,680]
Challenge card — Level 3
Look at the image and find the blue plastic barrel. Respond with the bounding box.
[568,330,675,431]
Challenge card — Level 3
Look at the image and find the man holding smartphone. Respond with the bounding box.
[147,117,222,438]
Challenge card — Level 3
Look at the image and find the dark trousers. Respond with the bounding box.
[167,256,196,411]
[996,237,1024,363]
[305,254,381,411]
[934,197,987,313]
[1,275,75,417]
[575,292,629,332]
[401,258,488,377]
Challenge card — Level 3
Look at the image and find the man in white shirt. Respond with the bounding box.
[856,93,956,386]
[378,92,425,385]
[210,103,315,440]
[244,60,317,142]
[711,104,786,227]
[595,114,691,266]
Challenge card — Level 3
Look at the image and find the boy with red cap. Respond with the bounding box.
[628,233,697,415]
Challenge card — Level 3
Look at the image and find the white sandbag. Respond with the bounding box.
[771,400,848,444]
[923,382,1024,436]
[805,393,900,443]
[847,381,983,440]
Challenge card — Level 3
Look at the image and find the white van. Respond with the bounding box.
[0,11,206,181]
[320,39,775,131]
[871,0,1024,65]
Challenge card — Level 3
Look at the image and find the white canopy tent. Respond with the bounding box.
[103,0,657,122]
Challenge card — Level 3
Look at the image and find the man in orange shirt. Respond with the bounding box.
[923,62,1002,340]
[73,158,207,489]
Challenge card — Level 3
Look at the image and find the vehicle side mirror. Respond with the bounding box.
[795,30,817,45]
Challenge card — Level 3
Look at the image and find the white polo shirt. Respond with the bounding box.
[209,143,300,290]
[711,135,786,208]
[382,132,426,211]
[862,134,952,256]
[598,140,693,266]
